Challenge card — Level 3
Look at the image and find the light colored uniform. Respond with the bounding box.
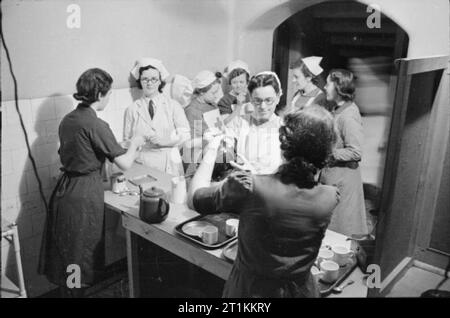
[280,88,325,118]
[124,93,190,177]
[226,113,283,175]
[319,102,368,236]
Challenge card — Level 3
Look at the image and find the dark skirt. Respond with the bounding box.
[222,261,319,298]
[38,171,105,287]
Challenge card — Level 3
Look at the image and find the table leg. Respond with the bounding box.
[126,228,140,298]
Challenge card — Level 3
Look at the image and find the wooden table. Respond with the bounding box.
[105,164,368,298]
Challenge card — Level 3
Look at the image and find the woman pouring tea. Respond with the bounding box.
[39,68,145,297]
[188,105,340,298]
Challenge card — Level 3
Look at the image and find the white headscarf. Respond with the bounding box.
[225,60,250,78]
[192,70,218,90]
[130,57,170,81]
[254,71,283,96]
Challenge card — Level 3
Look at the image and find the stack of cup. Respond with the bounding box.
[170,176,187,204]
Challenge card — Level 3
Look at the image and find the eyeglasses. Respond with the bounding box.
[251,97,276,107]
[141,77,160,84]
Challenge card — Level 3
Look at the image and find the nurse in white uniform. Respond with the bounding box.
[280,56,328,117]
[124,58,191,176]
[226,71,283,175]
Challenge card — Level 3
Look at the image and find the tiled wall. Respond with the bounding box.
[1,87,138,297]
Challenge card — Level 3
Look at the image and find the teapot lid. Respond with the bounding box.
[143,187,165,197]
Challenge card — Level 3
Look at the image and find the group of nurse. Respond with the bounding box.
[39,54,367,298]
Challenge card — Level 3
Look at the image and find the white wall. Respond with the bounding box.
[1,0,448,297]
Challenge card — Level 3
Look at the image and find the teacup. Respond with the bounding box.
[225,219,239,237]
[332,245,355,267]
[319,260,340,284]
[317,248,334,266]
[202,225,219,245]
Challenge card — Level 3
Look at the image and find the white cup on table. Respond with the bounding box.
[225,219,239,237]
[170,176,187,204]
[202,225,219,245]
[331,245,355,267]
[317,248,334,267]
[318,260,340,284]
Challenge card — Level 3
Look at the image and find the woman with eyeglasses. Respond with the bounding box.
[319,69,368,236]
[225,72,284,174]
[124,58,191,176]
[187,105,340,297]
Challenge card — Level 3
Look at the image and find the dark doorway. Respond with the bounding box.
[272,0,409,236]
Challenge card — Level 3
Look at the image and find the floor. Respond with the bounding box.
[386,266,450,297]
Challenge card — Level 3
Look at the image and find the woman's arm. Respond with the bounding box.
[172,100,192,147]
[187,135,223,209]
[123,105,135,141]
[113,136,145,170]
[332,113,363,162]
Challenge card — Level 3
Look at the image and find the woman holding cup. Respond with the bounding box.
[188,102,340,298]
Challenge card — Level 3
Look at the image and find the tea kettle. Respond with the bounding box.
[139,186,170,224]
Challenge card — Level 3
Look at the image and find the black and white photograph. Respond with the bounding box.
[0,0,449,302]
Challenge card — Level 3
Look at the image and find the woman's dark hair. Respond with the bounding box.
[328,69,355,102]
[277,105,336,189]
[137,65,166,92]
[228,68,250,85]
[290,58,322,88]
[247,73,281,95]
[73,68,113,105]
[193,72,222,95]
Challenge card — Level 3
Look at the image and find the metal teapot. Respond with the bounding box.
[138,186,170,224]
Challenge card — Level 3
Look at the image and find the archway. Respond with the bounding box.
[271,0,409,237]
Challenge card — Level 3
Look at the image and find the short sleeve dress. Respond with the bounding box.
[39,104,126,287]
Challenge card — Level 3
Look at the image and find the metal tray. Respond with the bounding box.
[175,213,239,249]
[314,251,358,297]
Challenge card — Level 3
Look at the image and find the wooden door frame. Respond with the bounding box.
[369,55,449,297]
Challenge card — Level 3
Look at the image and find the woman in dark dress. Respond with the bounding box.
[38,68,145,297]
[187,79,340,297]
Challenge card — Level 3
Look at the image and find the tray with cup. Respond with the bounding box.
[311,245,358,297]
[174,213,239,249]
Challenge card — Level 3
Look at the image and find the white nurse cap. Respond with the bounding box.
[301,56,323,76]
[225,60,250,77]
[254,71,283,97]
[192,70,218,90]
[130,57,170,81]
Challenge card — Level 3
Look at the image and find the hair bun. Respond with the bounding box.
[73,93,90,102]
[215,71,223,79]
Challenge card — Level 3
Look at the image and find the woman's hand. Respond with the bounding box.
[230,153,256,174]
[130,135,146,150]
[204,132,225,153]
[236,93,246,105]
